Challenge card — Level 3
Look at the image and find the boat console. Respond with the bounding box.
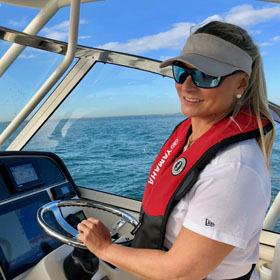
[0,152,138,280]
[0,151,77,280]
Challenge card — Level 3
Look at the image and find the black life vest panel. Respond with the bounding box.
[132,108,272,249]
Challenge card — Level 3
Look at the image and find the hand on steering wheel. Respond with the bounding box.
[37,199,138,249]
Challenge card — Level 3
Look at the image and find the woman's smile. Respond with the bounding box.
[183,96,204,103]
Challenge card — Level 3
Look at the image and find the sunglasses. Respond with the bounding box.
[172,62,240,89]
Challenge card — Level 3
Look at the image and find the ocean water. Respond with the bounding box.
[42,114,187,200]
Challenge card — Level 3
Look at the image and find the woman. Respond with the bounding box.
[77,21,275,280]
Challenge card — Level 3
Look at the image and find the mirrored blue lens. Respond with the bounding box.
[192,70,222,88]
[172,64,222,89]
[173,65,188,84]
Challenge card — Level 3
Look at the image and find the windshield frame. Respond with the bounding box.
[0,25,173,150]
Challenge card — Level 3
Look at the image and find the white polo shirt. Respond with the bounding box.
[164,138,271,279]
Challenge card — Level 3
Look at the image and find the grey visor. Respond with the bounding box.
[160,33,253,77]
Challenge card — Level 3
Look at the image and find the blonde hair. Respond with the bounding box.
[194,21,275,166]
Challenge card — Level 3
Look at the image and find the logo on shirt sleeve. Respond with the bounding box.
[205,218,215,227]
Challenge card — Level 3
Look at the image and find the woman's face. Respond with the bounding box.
[175,64,248,126]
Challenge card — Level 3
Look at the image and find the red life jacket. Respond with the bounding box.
[132,108,272,249]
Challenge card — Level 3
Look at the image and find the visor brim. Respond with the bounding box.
[160,54,240,77]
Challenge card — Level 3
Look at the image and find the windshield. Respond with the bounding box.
[0,46,65,123]
[23,62,183,199]
[0,3,77,136]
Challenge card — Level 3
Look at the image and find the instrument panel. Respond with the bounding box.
[0,151,78,279]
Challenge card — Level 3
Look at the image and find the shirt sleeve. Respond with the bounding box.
[182,161,270,249]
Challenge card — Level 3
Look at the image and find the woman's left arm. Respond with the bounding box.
[77,218,234,280]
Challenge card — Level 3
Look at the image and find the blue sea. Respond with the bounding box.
[1,114,280,230]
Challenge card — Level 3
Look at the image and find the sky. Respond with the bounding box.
[0,0,280,122]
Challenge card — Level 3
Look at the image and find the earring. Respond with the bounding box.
[237,94,242,99]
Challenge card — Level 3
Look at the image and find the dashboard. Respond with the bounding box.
[0,151,77,280]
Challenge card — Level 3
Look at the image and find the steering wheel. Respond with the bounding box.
[37,199,138,249]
